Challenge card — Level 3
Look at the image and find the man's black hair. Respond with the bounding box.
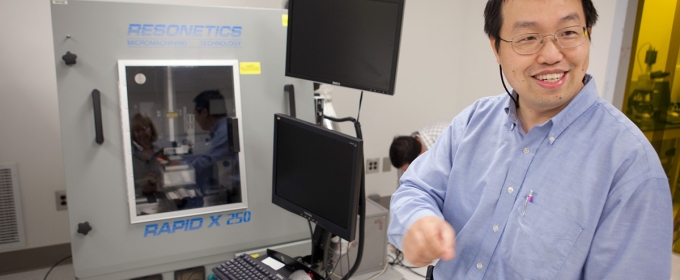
[484,0,598,52]
[193,90,227,117]
[389,136,422,169]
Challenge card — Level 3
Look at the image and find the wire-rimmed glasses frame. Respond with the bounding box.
[499,25,590,55]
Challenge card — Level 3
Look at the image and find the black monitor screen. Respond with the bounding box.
[272,114,363,241]
[285,0,405,95]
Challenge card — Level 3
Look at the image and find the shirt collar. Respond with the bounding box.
[504,92,520,131]
[503,74,599,141]
[548,74,598,143]
[209,117,228,139]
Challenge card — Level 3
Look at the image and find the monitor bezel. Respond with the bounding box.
[271,114,363,241]
[284,0,405,95]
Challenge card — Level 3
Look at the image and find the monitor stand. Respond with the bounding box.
[301,224,333,272]
[266,249,325,279]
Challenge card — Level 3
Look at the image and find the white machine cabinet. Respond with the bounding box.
[51,1,314,279]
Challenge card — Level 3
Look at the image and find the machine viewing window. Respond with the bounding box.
[271,114,363,241]
[118,60,248,223]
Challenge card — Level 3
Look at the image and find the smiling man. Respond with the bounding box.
[387,0,673,279]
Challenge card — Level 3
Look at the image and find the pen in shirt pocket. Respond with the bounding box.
[522,190,533,216]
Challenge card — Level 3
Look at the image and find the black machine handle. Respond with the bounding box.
[92,89,104,145]
[227,117,240,153]
[284,84,296,118]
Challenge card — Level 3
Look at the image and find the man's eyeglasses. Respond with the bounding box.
[499,25,590,55]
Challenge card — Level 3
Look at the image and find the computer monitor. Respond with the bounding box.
[285,0,405,95]
[271,114,363,242]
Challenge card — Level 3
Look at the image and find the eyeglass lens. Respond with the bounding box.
[511,26,587,54]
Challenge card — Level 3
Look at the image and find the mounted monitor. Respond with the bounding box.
[285,0,405,95]
[271,114,363,241]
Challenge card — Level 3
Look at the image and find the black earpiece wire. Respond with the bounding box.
[499,64,519,109]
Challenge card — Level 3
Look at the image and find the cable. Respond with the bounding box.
[356,91,364,122]
[341,165,365,280]
[388,248,427,278]
[43,255,72,280]
[402,266,427,278]
[323,115,356,123]
[323,90,363,128]
[345,243,351,275]
[340,247,344,278]
[636,42,652,74]
[325,240,346,280]
[320,89,366,280]
[388,248,409,266]
[364,259,390,280]
[499,65,519,109]
[326,243,389,280]
[308,220,316,267]
[326,243,342,279]
[326,240,353,280]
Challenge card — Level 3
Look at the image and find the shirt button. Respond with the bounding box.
[508,187,514,194]
[523,147,530,154]
[549,136,555,142]
[493,225,499,232]
[477,262,483,269]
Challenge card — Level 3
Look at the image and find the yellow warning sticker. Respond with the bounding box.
[282,15,288,27]
[240,62,261,75]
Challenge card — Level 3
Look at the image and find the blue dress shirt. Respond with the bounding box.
[188,117,231,173]
[388,75,672,279]
[186,117,237,193]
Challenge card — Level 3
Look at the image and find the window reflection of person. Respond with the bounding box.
[131,113,163,198]
[186,90,241,206]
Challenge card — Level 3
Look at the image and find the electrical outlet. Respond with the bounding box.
[366,158,380,174]
[55,190,67,211]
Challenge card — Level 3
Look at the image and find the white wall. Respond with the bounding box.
[0,0,69,252]
[0,0,625,252]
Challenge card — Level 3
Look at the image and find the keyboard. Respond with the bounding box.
[212,254,289,280]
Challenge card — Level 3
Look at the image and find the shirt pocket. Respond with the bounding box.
[500,202,583,280]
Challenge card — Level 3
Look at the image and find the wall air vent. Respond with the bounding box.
[0,163,26,250]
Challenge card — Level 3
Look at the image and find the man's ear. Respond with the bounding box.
[198,108,209,117]
[490,39,501,64]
